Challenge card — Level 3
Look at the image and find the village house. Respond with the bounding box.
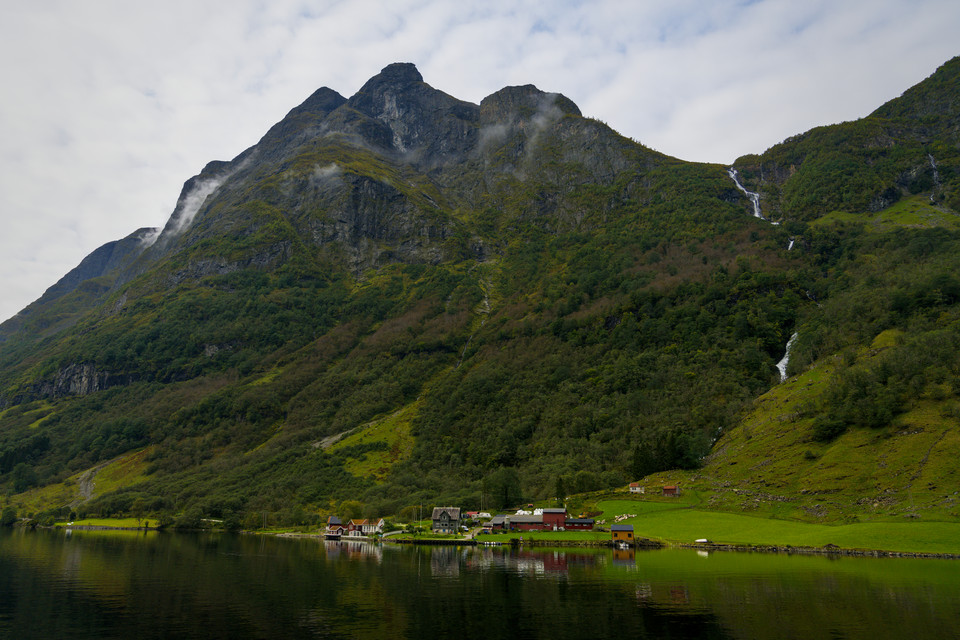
[564,518,595,530]
[509,514,543,531]
[347,519,368,536]
[486,514,507,531]
[629,482,644,494]
[325,516,346,539]
[611,524,634,545]
[500,508,596,533]
[362,518,385,536]
[662,485,681,497]
[542,508,566,531]
[432,507,462,534]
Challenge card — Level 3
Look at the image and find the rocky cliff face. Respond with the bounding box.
[119,62,644,285]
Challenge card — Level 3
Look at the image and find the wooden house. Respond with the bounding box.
[431,507,462,534]
[347,519,368,537]
[325,516,346,539]
[362,518,385,536]
[629,482,644,494]
[662,485,680,497]
[564,518,594,531]
[611,524,634,545]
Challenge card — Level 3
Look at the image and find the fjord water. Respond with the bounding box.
[2,528,959,639]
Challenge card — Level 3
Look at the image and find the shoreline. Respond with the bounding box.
[30,523,960,559]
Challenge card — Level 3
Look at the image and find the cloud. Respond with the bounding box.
[1,0,959,321]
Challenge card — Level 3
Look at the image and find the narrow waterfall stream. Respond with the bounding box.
[728,167,799,382]
[929,154,942,202]
[727,168,764,220]
[776,332,798,382]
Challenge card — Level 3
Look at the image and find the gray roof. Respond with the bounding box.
[542,508,566,514]
[431,507,461,520]
[565,518,595,524]
[509,515,543,524]
[610,524,634,532]
[489,515,507,525]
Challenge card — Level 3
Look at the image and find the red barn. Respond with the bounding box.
[564,518,594,531]
[542,508,566,531]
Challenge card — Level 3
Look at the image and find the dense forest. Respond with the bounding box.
[2,58,960,527]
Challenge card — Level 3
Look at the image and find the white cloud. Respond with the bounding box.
[1,0,958,321]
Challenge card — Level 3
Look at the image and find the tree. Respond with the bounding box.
[554,476,566,506]
[338,500,364,521]
[12,463,37,494]
[487,467,522,510]
[630,443,655,480]
[1,506,16,527]
[131,498,147,528]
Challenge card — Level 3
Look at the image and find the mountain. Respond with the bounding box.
[1,59,959,527]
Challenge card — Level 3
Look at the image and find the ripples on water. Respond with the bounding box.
[2,528,959,639]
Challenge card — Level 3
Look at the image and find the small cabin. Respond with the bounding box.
[611,524,634,545]
[325,516,346,539]
[662,485,680,497]
[629,483,644,494]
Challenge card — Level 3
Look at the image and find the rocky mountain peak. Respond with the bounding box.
[480,84,581,124]
[346,63,479,160]
[375,62,424,85]
[288,86,348,118]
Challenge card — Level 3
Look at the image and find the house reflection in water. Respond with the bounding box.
[430,546,462,578]
[323,539,383,563]
[611,547,636,567]
[463,547,599,578]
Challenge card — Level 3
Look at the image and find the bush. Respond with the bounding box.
[812,416,847,442]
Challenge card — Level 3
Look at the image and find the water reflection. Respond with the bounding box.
[2,528,960,639]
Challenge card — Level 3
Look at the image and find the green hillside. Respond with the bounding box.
[2,59,960,533]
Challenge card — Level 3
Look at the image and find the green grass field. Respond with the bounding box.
[595,498,960,554]
[55,518,147,528]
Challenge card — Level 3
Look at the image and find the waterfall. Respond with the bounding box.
[727,168,764,220]
[776,332,798,382]
[787,238,795,251]
[929,154,942,203]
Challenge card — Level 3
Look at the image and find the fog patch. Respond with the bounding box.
[478,123,509,152]
[313,163,342,181]
[138,227,161,248]
[530,93,564,134]
[169,176,226,235]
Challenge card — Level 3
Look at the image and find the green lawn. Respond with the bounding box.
[55,517,148,528]
[596,499,960,554]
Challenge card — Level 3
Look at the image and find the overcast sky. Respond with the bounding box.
[1,0,958,323]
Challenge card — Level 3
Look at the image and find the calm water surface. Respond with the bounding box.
[1,527,959,639]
